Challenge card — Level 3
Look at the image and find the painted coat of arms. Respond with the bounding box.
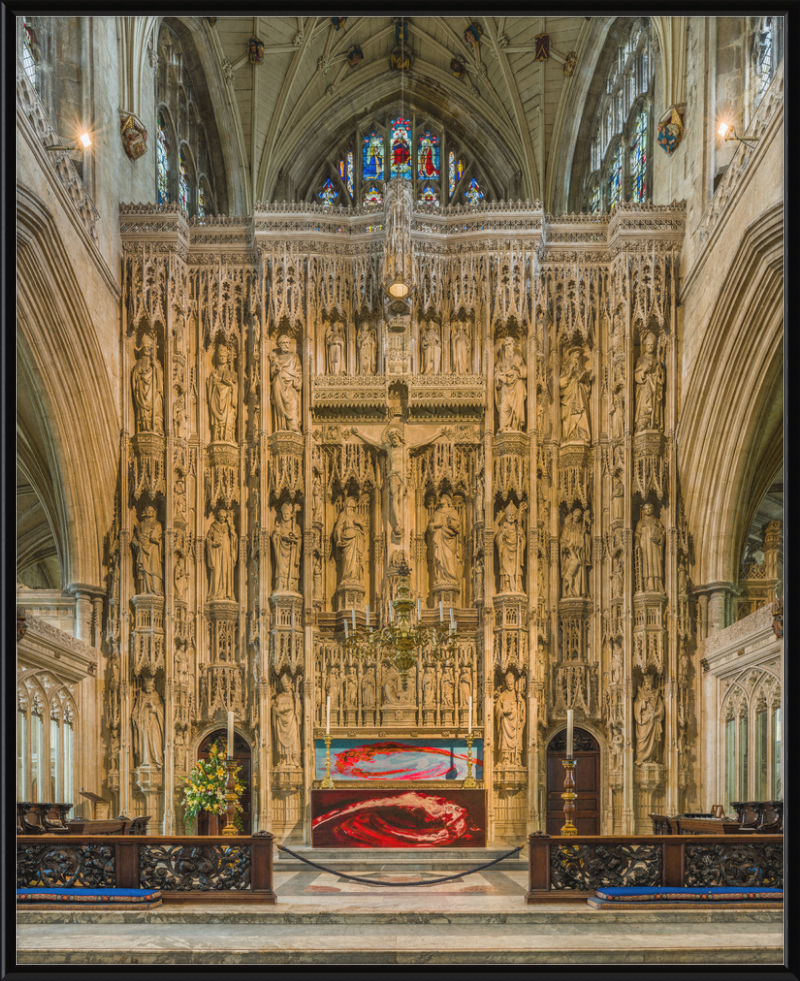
[657,107,684,155]
[120,113,148,160]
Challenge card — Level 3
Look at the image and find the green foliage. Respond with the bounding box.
[181,739,246,831]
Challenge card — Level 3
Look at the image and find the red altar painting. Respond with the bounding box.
[310,789,486,848]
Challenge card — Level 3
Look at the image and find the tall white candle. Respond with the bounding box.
[439,600,443,622]
[227,711,234,758]
[344,619,349,638]
[450,607,454,624]
[417,597,422,619]
[390,604,394,623]
[468,696,472,734]
[326,696,330,733]
[352,608,356,629]
[566,709,574,759]
[291,607,295,630]
[366,604,370,626]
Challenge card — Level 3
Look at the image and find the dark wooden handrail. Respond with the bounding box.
[17,834,276,904]
[526,834,783,903]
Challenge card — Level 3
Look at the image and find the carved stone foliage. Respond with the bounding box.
[139,844,251,890]
[17,844,116,888]
[550,843,662,890]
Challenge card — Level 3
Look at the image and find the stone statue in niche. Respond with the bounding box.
[440,663,455,709]
[333,496,366,585]
[207,343,238,443]
[357,320,377,375]
[361,668,376,710]
[634,674,665,765]
[131,334,164,435]
[496,501,526,593]
[610,638,623,685]
[132,505,164,595]
[422,663,436,706]
[559,346,592,442]
[452,320,471,374]
[421,319,442,375]
[474,549,484,602]
[272,502,301,592]
[312,472,324,525]
[494,670,525,766]
[206,507,238,601]
[560,507,592,598]
[175,648,191,689]
[610,725,624,770]
[344,666,358,707]
[634,332,665,432]
[635,503,665,592]
[428,493,461,587]
[269,335,302,433]
[174,551,188,602]
[326,320,346,375]
[611,477,624,524]
[132,674,164,767]
[173,391,187,440]
[174,473,187,523]
[611,552,624,599]
[495,336,528,432]
[325,665,341,716]
[273,672,302,767]
[382,663,404,704]
[313,550,323,601]
[459,665,472,705]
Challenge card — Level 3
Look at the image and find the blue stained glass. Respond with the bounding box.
[363,185,382,206]
[630,110,647,202]
[362,132,384,181]
[179,148,189,211]
[418,184,439,207]
[607,145,622,208]
[347,151,354,198]
[465,177,484,206]
[319,178,338,205]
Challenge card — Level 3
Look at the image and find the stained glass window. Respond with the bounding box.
[417,131,439,180]
[755,17,774,101]
[22,18,36,88]
[318,178,338,206]
[630,109,647,201]
[449,151,464,197]
[346,150,354,198]
[465,177,484,206]
[362,132,384,182]
[418,184,439,207]
[179,148,190,212]
[606,144,622,209]
[390,117,412,179]
[338,158,347,186]
[198,182,207,218]
[363,185,383,207]
[157,113,169,205]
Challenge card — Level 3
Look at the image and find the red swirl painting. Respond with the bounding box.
[311,789,486,848]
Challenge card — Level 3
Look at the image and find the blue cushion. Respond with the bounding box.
[595,886,782,902]
[17,888,161,904]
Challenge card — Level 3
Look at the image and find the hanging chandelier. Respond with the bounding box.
[342,559,459,675]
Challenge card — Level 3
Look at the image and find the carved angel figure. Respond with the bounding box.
[495,337,528,431]
[207,342,238,443]
[131,334,164,435]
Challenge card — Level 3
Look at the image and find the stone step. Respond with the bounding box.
[274,844,528,871]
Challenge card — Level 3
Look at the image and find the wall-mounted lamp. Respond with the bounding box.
[45,132,91,152]
[717,122,758,149]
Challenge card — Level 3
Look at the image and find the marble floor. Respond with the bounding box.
[17,870,784,965]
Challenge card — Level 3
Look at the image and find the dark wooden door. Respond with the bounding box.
[197,730,252,835]
[546,728,600,836]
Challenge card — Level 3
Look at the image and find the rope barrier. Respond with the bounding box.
[276,843,522,886]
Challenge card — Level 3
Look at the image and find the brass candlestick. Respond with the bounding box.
[221,758,239,836]
[560,758,578,836]
[463,731,477,787]
[320,733,334,788]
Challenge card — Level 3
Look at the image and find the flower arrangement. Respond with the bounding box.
[181,739,246,832]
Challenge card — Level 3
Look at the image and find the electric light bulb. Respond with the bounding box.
[79,132,91,148]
